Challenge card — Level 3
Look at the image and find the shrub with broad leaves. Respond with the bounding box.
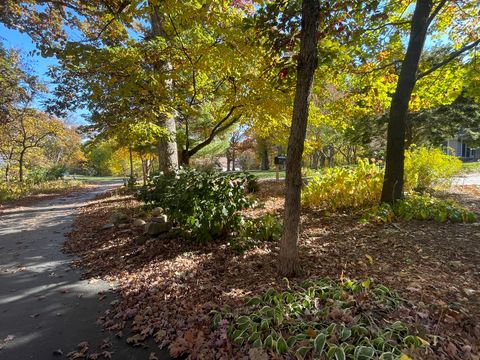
[137,168,256,242]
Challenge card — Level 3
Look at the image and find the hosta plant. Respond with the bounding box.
[363,193,477,224]
[213,279,427,359]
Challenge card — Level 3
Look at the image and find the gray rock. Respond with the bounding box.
[145,220,172,236]
[101,223,115,230]
[109,211,129,224]
[118,223,129,229]
[151,207,164,216]
[151,214,168,223]
[132,218,146,227]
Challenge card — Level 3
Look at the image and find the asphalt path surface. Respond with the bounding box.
[0,183,170,360]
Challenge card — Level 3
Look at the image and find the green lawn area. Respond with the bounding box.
[245,170,286,179]
[462,161,480,173]
[67,175,125,183]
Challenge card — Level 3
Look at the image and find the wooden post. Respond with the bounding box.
[276,164,280,181]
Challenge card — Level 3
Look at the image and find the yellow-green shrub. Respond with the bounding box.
[0,180,83,204]
[302,159,383,211]
[363,193,477,224]
[404,146,462,192]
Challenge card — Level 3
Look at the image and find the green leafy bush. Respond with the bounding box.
[302,159,383,211]
[213,279,425,359]
[229,214,282,254]
[404,146,462,192]
[137,168,256,242]
[363,193,477,224]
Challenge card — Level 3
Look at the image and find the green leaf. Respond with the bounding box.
[296,346,312,360]
[379,352,394,360]
[314,333,326,354]
[237,316,250,325]
[341,327,352,341]
[264,335,273,348]
[252,338,263,348]
[248,332,261,343]
[354,346,375,360]
[335,347,346,360]
[286,336,297,347]
[276,337,288,354]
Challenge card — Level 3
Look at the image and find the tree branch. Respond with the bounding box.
[187,106,243,157]
[417,39,480,80]
[427,0,449,27]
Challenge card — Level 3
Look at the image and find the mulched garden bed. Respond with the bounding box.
[65,182,480,359]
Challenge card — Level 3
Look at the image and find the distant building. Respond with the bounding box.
[444,138,480,161]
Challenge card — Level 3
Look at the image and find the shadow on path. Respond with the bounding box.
[0,183,170,360]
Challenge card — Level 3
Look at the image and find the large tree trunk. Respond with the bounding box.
[381,0,433,203]
[278,0,320,277]
[150,3,179,173]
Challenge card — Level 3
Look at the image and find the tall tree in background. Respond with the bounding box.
[381,0,480,202]
[279,0,320,276]
[381,0,433,203]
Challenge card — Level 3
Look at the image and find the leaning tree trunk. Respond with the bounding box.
[150,3,179,173]
[278,0,321,277]
[381,0,433,203]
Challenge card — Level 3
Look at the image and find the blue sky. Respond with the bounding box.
[0,24,88,125]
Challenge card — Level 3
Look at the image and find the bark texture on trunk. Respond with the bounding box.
[157,113,179,172]
[150,3,179,173]
[381,0,433,203]
[279,0,320,277]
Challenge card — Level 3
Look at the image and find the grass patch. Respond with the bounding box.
[461,161,480,173]
[67,175,124,183]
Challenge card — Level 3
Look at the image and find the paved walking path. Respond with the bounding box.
[453,173,480,186]
[0,183,168,360]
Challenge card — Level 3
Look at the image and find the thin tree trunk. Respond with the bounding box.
[180,150,190,166]
[5,163,10,183]
[19,150,25,182]
[259,139,270,170]
[381,0,433,203]
[279,0,320,277]
[232,150,236,171]
[129,147,134,179]
[139,152,147,186]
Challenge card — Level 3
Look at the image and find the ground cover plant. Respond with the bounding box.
[65,182,480,360]
[219,279,427,359]
[364,193,477,224]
